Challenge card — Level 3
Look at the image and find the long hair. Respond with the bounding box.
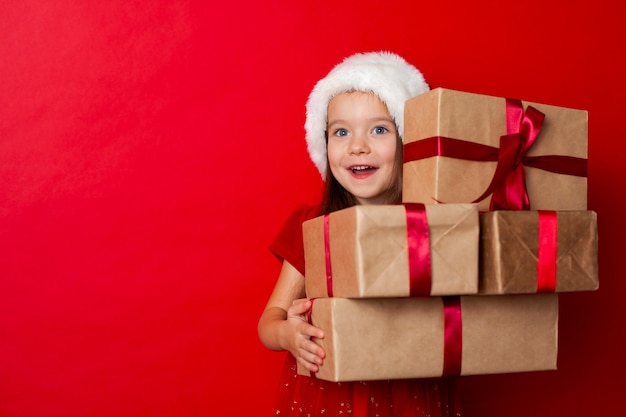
[321,132,403,215]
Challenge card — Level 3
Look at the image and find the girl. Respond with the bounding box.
[258,52,462,417]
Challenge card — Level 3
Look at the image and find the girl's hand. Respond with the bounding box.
[257,261,325,373]
[284,298,326,373]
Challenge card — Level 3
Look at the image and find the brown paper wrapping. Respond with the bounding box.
[297,294,558,382]
[403,88,588,211]
[480,210,598,294]
[303,204,479,298]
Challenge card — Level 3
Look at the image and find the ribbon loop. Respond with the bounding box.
[470,133,524,209]
[506,98,524,135]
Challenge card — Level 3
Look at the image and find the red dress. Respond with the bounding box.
[269,205,463,417]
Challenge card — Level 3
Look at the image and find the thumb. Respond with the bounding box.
[289,298,313,318]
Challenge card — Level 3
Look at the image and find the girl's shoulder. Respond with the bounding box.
[277,203,322,239]
[288,203,323,224]
[270,203,322,275]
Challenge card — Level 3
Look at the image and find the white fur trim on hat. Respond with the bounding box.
[304,51,430,179]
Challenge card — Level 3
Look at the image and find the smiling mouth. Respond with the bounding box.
[350,165,377,174]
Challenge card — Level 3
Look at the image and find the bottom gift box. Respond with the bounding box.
[297,294,558,382]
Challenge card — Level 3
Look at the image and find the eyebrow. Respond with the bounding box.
[368,116,395,125]
[327,116,395,128]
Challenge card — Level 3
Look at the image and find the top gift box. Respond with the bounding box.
[402,88,588,211]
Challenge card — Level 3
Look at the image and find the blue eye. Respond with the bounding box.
[335,128,349,137]
[373,126,388,134]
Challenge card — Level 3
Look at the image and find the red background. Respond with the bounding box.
[1,1,624,416]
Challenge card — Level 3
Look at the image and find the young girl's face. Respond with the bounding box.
[326,91,398,205]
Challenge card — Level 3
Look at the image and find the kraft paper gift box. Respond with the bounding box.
[303,203,479,298]
[480,210,599,294]
[296,294,558,382]
[402,88,588,211]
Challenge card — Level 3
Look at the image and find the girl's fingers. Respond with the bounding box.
[297,358,319,373]
[302,324,324,340]
[287,300,324,339]
[285,298,326,364]
[300,336,325,360]
[297,346,324,372]
[301,350,322,366]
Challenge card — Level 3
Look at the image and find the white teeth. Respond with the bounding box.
[352,165,370,171]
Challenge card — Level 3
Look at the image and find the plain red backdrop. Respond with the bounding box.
[1,1,624,416]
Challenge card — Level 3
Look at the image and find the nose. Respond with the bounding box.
[348,132,370,155]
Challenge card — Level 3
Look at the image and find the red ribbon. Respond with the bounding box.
[442,296,463,376]
[306,298,317,379]
[537,211,558,292]
[403,203,432,296]
[323,214,334,297]
[403,99,588,210]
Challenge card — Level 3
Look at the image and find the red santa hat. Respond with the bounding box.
[304,51,430,179]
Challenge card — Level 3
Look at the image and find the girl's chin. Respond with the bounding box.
[353,193,389,205]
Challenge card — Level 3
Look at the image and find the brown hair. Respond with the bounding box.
[320,132,403,215]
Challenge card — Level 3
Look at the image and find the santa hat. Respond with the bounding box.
[304,51,429,179]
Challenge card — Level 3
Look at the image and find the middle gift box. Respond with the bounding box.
[303,203,479,298]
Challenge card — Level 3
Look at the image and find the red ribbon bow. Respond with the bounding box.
[472,99,544,210]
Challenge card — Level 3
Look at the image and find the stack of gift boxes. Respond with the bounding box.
[297,88,599,382]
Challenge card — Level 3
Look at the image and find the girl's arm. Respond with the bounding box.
[257,260,326,373]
